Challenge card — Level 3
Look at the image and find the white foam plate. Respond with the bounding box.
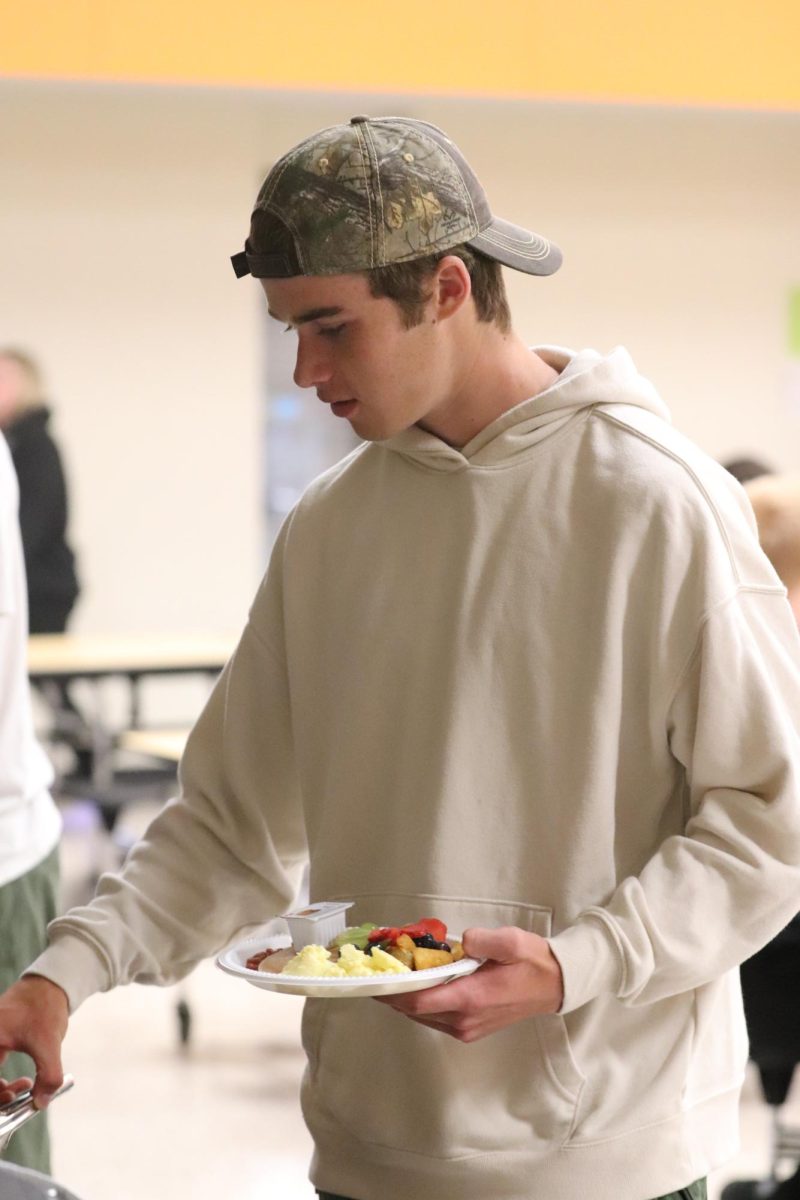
[216,933,482,998]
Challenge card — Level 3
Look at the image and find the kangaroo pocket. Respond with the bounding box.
[301,896,585,1158]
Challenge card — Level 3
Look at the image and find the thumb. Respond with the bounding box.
[462,925,542,963]
[24,1027,65,1108]
[30,1038,65,1110]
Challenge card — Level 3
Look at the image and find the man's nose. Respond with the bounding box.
[293,339,332,389]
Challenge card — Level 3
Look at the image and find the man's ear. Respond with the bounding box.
[433,256,472,321]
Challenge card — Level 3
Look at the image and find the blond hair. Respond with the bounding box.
[745,473,800,590]
[0,347,47,415]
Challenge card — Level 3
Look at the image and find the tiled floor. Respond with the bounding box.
[28,800,800,1199]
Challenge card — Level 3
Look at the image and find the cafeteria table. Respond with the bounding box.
[28,636,235,1048]
[28,632,234,724]
[28,632,235,796]
[116,727,189,764]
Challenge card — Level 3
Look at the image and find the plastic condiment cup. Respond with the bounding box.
[283,901,354,950]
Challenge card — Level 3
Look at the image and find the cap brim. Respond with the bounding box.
[467,217,562,277]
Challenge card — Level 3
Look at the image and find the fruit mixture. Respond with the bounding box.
[246,917,465,977]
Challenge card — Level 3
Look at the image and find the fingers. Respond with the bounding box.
[0,1042,62,1109]
[376,972,480,1017]
[0,978,70,1110]
[379,997,495,1042]
[0,1076,33,1105]
[375,927,564,1039]
[373,926,563,1045]
[407,1018,480,1041]
[461,927,563,1011]
[376,996,477,1040]
[400,1014,462,1037]
[30,1040,65,1110]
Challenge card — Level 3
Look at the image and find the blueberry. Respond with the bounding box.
[412,934,451,951]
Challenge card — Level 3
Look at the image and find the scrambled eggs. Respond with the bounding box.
[282,942,411,978]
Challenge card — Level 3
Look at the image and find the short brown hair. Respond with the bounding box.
[248,212,512,333]
[367,244,511,333]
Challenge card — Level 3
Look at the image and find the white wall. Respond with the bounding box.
[2,82,799,638]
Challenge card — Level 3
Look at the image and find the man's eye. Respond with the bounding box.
[319,324,345,339]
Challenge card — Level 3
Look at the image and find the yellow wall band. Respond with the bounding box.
[2,0,799,111]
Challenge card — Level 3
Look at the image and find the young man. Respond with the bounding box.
[2,116,800,1200]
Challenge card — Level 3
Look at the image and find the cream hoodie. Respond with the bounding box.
[30,348,800,1200]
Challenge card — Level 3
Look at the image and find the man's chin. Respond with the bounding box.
[357,423,407,443]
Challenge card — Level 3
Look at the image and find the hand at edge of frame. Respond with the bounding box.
[0,975,69,1109]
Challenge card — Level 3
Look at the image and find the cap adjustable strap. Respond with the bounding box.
[231,251,250,278]
[231,249,296,279]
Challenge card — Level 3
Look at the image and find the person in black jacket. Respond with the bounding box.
[720,469,800,1200]
[0,349,79,633]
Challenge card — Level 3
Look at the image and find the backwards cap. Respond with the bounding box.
[231,115,561,280]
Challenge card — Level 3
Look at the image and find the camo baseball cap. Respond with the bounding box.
[231,115,561,280]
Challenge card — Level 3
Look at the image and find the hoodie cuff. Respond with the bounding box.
[23,933,113,1014]
[548,917,623,1013]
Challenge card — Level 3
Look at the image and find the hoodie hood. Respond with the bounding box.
[381,346,671,473]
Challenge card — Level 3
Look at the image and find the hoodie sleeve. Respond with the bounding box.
[26,535,308,1012]
[550,587,800,1013]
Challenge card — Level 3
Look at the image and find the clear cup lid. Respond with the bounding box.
[283,900,354,922]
